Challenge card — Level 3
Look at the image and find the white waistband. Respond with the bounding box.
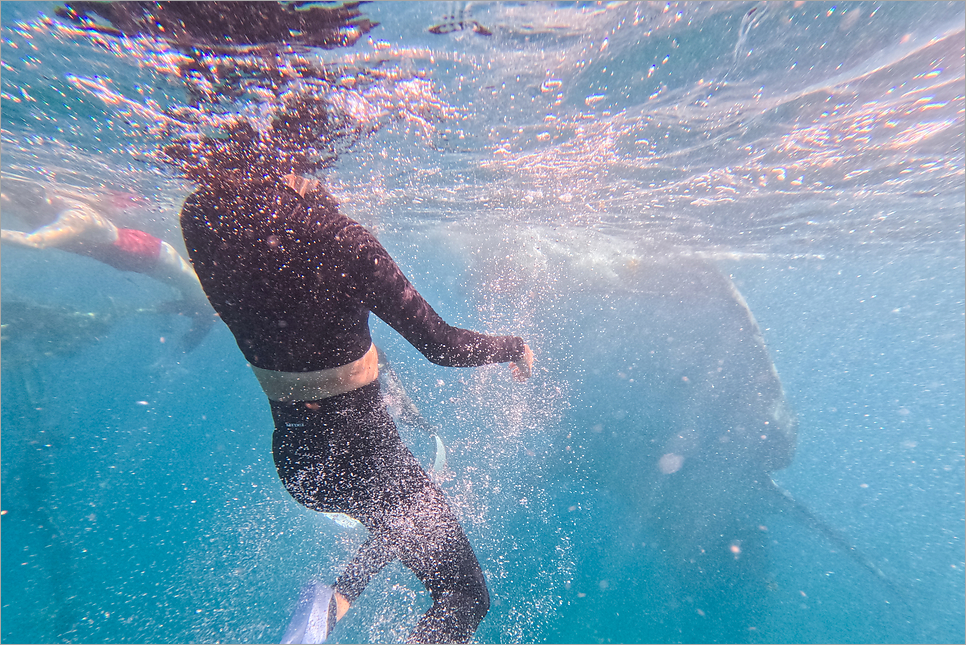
[250,344,379,402]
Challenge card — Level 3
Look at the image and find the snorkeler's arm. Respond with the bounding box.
[347,225,529,370]
[1,205,117,249]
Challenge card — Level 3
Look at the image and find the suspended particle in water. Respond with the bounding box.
[658,452,684,474]
[541,79,563,93]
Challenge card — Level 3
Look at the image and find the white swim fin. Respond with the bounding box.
[432,434,447,473]
[280,580,337,644]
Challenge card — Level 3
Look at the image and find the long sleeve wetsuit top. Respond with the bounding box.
[180,181,525,373]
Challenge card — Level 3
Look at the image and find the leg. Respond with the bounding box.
[151,240,215,351]
[333,533,396,604]
[394,493,490,645]
[334,451,490,643]
[271,385,489,643]
[152,240,205,295]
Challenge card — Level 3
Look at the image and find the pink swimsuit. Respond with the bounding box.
[91,228,163,273]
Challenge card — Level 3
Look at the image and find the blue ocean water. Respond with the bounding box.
[2,2,964,644]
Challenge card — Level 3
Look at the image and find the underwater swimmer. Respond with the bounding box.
[170,119,533,643]
[1,177,214,350]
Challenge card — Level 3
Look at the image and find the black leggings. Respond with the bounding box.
[270,381,489,643]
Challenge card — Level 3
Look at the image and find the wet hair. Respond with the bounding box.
[269,97,343,173]
[163,121,270,185]
[162,99,340,186]
[271,97,332,150]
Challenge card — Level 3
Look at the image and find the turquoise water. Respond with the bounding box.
[2,2,964,643]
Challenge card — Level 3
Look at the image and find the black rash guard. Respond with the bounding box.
[179,180,513,642]
[180,181,525,372]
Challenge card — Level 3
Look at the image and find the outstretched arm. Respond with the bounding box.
[349,225,529,371]
[1,205,118,249]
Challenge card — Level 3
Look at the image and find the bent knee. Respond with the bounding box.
[474,586,490,621]
[453,572,489,623]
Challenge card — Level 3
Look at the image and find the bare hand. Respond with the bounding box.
[510,344,534,382]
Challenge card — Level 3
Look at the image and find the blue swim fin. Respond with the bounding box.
[280,580,337,644]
